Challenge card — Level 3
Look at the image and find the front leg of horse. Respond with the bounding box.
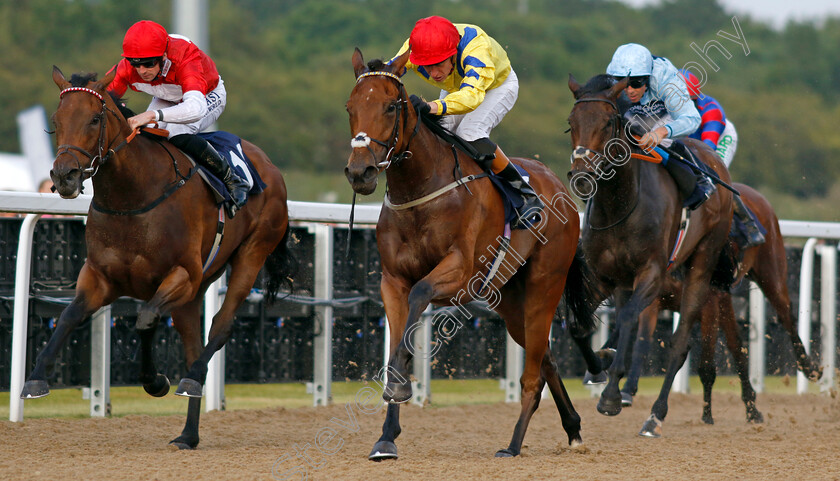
[369,404,401,461]
[22,299,95,398]
[136,304,170,397]
[23,264,108,399]
[383,280,436,404]
[497,377,544,457]
[621,301,661,407]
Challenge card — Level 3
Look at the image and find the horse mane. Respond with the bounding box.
[69,72,98,87]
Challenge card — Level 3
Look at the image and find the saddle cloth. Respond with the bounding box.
[195,131,266,205]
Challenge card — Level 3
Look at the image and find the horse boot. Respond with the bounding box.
[661,143,715,210]
[733,194,765,248]
[169,134,250,218]
[468,137,544,228]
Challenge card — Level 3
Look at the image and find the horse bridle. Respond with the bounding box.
[570,96,624,164]
[350,71,420,169]
[56,87,132,180]
[571,96,641,230]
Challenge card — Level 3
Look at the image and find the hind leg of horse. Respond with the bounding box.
[717,292,763,423]
[22,264,109,398]
[170,299,205,450]
[495,279,563,457]
[620,300,660,407]
[541,350,583,447]
[600,269,661,417]
[698,291,721,425]
[752,264,822,380]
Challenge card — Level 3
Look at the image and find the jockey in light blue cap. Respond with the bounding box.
[607,43,715,210]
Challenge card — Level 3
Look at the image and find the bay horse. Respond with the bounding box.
[22,67,294,449]
[566,74,737,433]
[346,49,602,459]
[600,182,821,436]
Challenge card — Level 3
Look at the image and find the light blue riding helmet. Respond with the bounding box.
[606,43,653,77]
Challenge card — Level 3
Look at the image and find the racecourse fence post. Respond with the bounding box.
[748,281,766,393]
[90,305,112,417]
[411,306,433,406]
[311,223,334,406]
[9,213,40,422]
[503,331,523,403]
[204,275,226,411]
[817,244,836,393]
[672,312,690,394]
[797,238,819,394]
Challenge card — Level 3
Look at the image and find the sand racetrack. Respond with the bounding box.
[1,392,838,480]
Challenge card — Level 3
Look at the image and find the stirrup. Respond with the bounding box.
[513,195,544,229]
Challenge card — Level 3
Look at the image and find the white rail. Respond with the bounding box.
[1,193,838,419]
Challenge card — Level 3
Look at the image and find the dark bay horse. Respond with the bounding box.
[566,74,736,433]
[606,183,821,436]
[22,67,294,449]
[346,49,602,459]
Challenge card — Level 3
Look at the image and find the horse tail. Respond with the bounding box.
[562,246,605,336]
[264,221,298,305]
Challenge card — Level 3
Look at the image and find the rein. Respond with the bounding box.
[351,71,419,168]
[572,96,641,230]
[58,86,194,216]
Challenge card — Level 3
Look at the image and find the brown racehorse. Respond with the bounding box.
[21,67,295,449]
[600,183,822,436]
[567,74,737,435]
[346,49,602,459]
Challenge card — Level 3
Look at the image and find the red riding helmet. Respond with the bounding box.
[679,69,702,98]
[409,16,460,66]
[122,20,169,58]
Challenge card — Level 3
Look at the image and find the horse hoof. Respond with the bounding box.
[702,414,714,425]
[638,414,663,438]
[382,382,412,404]
[174,378,203,398]
[597,395,622,416]
[21,380,50,399]
[596,348,617,365]
[143,374,170,397]
[583,370,607,385]
[494,448,517,458]
[368,441,398,461]
[168,440,197,450]
[747,409,764,424]
[620,392,633,407]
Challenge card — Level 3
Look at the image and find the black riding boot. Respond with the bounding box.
[661,143,715,210]
[733,194,765,248]
[169,134,250,217]
[469,138,544,228]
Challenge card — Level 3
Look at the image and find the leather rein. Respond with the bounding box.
[57,87,193,216]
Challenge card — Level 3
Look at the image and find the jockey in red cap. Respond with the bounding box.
[388,15,543,228]
[107,20,249,217]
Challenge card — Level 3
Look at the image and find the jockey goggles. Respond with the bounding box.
[127,57,160,68]
[626,76,649,89]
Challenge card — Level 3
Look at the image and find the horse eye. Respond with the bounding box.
[386,102,396,113]
[91,115,100,126]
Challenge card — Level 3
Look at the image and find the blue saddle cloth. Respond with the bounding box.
[486,164,529,227]
[195,131,266,205]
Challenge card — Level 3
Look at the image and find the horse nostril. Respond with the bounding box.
[364,165,378,181]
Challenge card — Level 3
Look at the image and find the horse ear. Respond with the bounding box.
[608,77,629,99]
[568,74,582,98]
[101,66,117,89]
[352,48,367,78]
[388,50,410,77]
[53,66,70,90]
